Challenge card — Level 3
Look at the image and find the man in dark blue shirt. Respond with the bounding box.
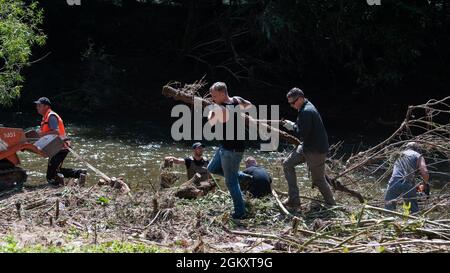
[281,88,335,208]
[238,157,272,198]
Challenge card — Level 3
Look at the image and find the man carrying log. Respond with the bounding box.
[34,97,87,186]
[384,142,430,214]
[280,88,336,209]
[206,82,252,219]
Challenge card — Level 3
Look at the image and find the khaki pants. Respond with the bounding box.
[282,145,336,205]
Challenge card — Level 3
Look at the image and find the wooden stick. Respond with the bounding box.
[67,147,111,182]
[323,238,450,253]
[55,199,60,220]
[271,188,300,218]
[224,227,308,250]
[364,205,450,229]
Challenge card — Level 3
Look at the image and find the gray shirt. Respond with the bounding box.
[48,115,59,130]
[293,100,329,154]
[389,149,421,185]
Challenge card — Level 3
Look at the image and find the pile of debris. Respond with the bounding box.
[1,177,449,253]
[1,95,449,253]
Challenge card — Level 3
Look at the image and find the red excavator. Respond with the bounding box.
[0,127,64,192]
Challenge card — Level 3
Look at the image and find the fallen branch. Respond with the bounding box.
[364,205,450,229]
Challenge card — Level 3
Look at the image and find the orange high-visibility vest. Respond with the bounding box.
[40,109,67,139]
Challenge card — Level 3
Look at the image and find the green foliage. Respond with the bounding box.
[377,246,386,253]
[402,202,411,217]
[0,0,46,106]
[96,196,110,206]
[0,234,18,252]
[0,235,167,253]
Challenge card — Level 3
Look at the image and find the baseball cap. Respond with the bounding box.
[33,97,52,106]
[192,142,205,149]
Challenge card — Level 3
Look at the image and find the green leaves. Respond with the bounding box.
[402,202,411,217]
[0,0,46,106]
[96,196,110,206]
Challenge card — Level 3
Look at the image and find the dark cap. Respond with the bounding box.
[33,97,52,106]
[192,142,205,149]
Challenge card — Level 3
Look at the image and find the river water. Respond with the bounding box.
[1,113,312,191]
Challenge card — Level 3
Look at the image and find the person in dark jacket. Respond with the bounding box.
[281,88,335,208]
[238,157,272,198]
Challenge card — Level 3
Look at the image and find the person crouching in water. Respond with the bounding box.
[384,142,430,214]
[164,142,210,184]
[163,142,216,198]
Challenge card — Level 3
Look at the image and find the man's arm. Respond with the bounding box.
[233,96,252,110]
[164,156,185,165]
[418,156,430,183]
[39,115,59,137]
[294,110,312,141]
[207,105,226,126]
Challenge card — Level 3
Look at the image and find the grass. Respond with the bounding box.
[0,235,168,253]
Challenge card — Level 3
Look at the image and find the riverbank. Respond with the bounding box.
[1,180,450,253]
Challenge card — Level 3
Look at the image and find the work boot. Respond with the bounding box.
[78,173,87,187]
[231,212,247,220]
[48,175,63,187]
[55,174,65,186]
[282,198,301,209]
[47,179,59,187]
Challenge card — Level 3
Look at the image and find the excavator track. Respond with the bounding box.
[0,160,27,192]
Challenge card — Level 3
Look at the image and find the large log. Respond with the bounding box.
[162,85,301,145]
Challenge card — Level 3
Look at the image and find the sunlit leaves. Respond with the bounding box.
[0,0,46,106]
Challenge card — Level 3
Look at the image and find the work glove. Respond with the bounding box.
[282,120,295,131]
[417,182,430,196]
[241,173,253,181]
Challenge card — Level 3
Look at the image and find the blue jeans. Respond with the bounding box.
[207,147,245,217]
[384,180,419,214]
